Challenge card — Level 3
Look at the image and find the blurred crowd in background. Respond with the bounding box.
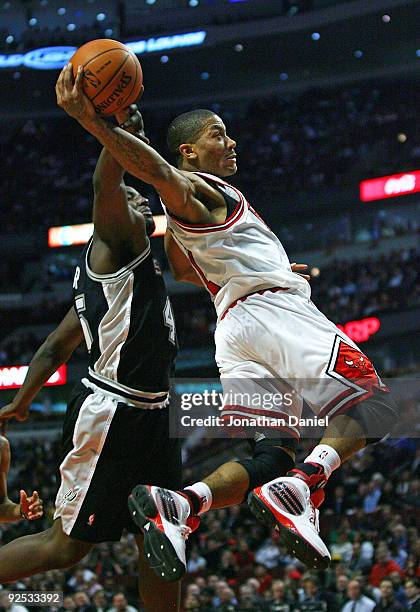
[0,246,417,369]
[0,436,418,611]
[1,79,418,233]
[0,22,419,611]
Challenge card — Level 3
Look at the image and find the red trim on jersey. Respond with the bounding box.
[220,286,290,320]
[167,178,246,233]
[248,204,270,229]
[187,250,221,296]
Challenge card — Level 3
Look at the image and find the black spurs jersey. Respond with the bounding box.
[72,237,177,408]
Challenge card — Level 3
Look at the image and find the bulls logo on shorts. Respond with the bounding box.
[333,340,378,383]
[324,335,388,415]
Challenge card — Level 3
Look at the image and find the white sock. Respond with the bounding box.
[304,444,341,479]
[184,482,212,514]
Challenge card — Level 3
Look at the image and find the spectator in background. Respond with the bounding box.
[267,579,295,611]
[107,592,137,612]
[388,571,408,607]
[334,574,350,610]
[217,549,238,581]
[369,548,403,588]
[300,576,330,611]
[341,579,376,612]
[237,583,264,610]
[183,593,201,610]
[90,590,107,612]
[405,579,420,611]
[363,474,384,513]
[233,538,255,570]
[187,548,207,574]
[254,563,273,595]
[217,586,237,611]
[0,591,29,612]
[331,533,354,564]
[59,595,76,610]
[255,534,281,569]
[72,591,93,612]
[373,580,404,611]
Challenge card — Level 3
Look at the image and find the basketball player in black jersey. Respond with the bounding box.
[56,65,397,579]
[0,110,181,610]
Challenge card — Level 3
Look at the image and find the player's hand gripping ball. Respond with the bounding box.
[69,39,143,116]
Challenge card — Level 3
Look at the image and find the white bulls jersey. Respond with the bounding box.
[163,172,310,319]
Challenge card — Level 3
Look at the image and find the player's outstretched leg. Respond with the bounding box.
[247,415,361,569]
[248,475,331,569]
[0,518,93,582]
[128,485,200,582]
[129,440,295,580]
[248,392,397,569]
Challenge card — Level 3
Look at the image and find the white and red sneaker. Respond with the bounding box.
[128,485,199,582]
[248,476,331,569]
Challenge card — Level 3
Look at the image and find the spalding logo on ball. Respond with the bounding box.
[70,39,143,115]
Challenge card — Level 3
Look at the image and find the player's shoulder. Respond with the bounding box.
[0,436,10,451]
[179,170,226,205]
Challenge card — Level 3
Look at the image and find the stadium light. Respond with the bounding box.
[0,31,206,70]
[360,169,420,202]
[0,365,67,389]
[337,317,380,343]
[48,215,167,247]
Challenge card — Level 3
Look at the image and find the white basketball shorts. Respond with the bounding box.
[215,288,387,440]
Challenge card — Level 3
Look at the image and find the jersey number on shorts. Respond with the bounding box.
[163,297,176,345]
[74,293,93,352]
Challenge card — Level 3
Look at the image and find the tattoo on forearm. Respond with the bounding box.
[94,121,165,181]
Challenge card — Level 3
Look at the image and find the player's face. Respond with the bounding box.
[192,116,237,177]
[125,187,149,211]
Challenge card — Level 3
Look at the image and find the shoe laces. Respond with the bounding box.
[171,514,193,540]
[308,503,320,532]
[180,524,192,540]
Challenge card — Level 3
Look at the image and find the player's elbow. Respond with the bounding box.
[92,172,123,195]
[156,167,193,213]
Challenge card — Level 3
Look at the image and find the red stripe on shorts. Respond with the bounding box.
[220,286,289,320]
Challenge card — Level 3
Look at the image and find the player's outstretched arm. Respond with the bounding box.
[56,65,208,224]
[0,437,43,522]
[164,230,203,287]
[0,307,84,423]
[92,105,153,257]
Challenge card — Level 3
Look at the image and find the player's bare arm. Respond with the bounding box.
[164,230,202,287]
[0,437,43,522]
[92,142,149,264]
[0,306,84,422]
[55,64,223,225]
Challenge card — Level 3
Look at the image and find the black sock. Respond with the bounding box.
[180,489,201,515]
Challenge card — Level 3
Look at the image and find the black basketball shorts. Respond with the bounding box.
[54,382,182,543]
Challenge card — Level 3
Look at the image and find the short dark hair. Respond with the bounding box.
[167,109,215,164]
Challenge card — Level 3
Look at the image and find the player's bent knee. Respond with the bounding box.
[342,389,398,445]
[45,522,93,568]
[237,437,296,495]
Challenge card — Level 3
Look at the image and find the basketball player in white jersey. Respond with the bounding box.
[0,435,43,522]
[56,64,397,576]
[0,110,182,611]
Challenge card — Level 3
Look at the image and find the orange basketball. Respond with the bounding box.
[70,39,143,116]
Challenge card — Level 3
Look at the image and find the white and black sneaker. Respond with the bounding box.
[128,485,199,582]
[248,476,331,569]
